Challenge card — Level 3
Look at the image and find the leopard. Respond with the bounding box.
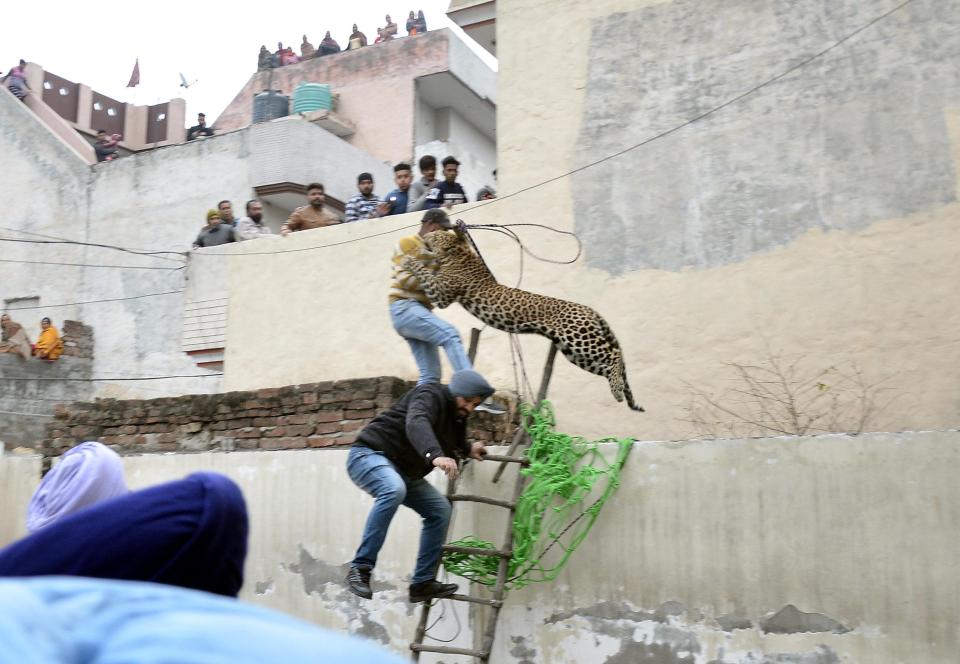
[401,229,644,412]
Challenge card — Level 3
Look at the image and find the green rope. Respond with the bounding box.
[443,401,632,592]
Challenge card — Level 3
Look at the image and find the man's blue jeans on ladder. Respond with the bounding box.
[347,446,452,584]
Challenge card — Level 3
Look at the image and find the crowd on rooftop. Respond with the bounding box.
[191,153,497,248]
[260,10,429,69]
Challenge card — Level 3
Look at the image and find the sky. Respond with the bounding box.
[1,0,495,127]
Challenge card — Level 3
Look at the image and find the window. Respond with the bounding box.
[156,113,166,122]
[43,81,53,90]
[93,102,103,111]
[107,108,117,117]
[59,87,69,96]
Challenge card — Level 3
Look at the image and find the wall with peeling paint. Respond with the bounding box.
[0,430,946,662]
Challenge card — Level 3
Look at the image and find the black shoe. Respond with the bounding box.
[409,579,458,603]
[475,399,507,415]
[346,566,373,600]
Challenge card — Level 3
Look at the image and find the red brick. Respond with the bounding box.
[264,427,286,437]
[286,414,309,425]
[286,424,314,437]
[312,410,343,423]
[314,422,340,435]
[345,408,376,419]
[341,420,366,432]
[348,399,376,410]
[306,435,340,448]
[236,427,262,438]
[237,439,260,449]
[336,433,358,446]
[302,393,318,405]
[257,388,280,399]
[259,437,307,450]
[157,432,179,444]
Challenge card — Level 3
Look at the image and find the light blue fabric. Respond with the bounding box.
[0,576,406,664]
[390,298,471,384]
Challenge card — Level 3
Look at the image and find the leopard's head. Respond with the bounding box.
[422,229,468,257]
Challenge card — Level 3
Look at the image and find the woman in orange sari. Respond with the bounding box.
[34,317,64,361]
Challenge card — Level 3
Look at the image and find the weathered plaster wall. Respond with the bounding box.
[0,355,92,448]
[0,431,948,662]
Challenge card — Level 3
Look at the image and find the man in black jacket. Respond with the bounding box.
[345,370,495,602]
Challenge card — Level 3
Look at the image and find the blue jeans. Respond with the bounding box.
[390,299,472,384]
[347,446,452,584]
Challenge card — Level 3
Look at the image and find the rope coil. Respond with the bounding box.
[443,401,632,592]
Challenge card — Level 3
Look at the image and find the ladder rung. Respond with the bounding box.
[449,494,516,509]
[449,593,503,607]
[410,644,489,657]
[442,544,512,558]
[483,453,529,465]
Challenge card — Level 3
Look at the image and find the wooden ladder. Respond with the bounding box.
[410,333,558,662]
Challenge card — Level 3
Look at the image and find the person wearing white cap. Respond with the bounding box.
[345,369,494,603]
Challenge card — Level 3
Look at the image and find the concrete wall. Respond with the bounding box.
[247,117,394,204]
[0,430,950,662]
[0,355,92,448]
[218,0,960,439]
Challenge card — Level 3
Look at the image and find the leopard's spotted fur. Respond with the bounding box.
[402,230,643,412]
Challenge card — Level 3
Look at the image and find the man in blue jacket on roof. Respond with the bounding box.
[345,370,494,603]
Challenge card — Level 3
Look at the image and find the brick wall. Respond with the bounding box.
[60,320,93,359]
[42,376,518,458]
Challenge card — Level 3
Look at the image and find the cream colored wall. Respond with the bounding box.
[0,453,40,547]
[220,0,960,440]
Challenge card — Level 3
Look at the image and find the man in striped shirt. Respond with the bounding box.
[345,173,380,222]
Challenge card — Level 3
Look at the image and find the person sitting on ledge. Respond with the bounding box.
[34,317,63,362]
[375,15,397,43]
[187,113,214,141]
[406,11,417,35]
[0,313,32,360]
[300,34,316,59]
[415,10,427,34]
[319,31,341,56]
[94,130,121,162]
[348,24,368,50]
[257,45,273,70]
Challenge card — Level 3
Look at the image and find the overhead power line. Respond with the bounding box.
[4,289,185,310]
[0,373,223,383]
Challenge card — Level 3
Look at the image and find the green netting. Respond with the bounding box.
[442,401,632,592]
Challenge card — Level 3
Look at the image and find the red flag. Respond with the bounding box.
[126,58,140,88]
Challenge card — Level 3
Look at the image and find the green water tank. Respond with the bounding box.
[292,83,333,113]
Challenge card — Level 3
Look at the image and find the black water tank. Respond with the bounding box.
[253,90,289,124]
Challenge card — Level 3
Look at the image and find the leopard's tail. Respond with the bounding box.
[598,315,644,413]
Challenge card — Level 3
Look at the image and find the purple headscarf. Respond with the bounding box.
[27,441,128,532]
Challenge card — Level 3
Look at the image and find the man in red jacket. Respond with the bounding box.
[345,370,494,602]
